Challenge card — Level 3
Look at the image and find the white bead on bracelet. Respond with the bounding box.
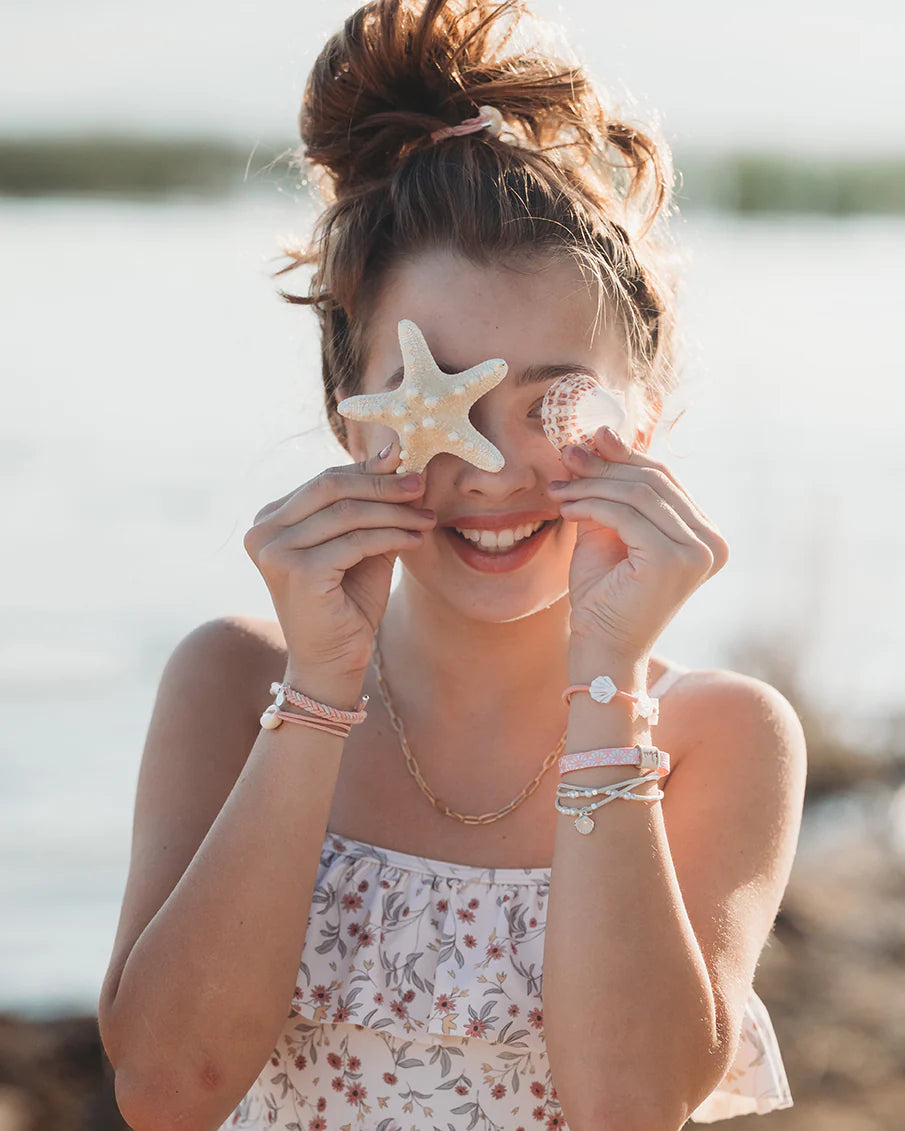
[554,772,664,834]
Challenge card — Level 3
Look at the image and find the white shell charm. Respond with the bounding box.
[588,675,618,704]
[260,704,283,729]
[541,373,628,452]
[574,814,595,834]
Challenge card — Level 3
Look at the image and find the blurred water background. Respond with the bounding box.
[2,0,904,1127]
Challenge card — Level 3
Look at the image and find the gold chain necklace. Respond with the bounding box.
[371,630,568,826]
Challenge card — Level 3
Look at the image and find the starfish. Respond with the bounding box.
[336,319,509,475]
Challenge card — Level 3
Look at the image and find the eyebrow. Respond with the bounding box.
[381,361,599,390]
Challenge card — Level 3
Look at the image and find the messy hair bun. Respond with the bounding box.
[273,0,684,449]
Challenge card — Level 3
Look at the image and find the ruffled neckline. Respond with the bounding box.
[322,829,552,884]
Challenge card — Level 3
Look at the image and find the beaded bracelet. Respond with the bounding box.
[554,772,664,834]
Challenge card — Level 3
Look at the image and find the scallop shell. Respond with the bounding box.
[541,373,628,452]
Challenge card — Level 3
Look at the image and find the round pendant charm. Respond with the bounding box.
[260,704,282,729]
[574,815,595,835]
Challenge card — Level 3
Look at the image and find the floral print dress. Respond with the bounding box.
[222,667,793,1131]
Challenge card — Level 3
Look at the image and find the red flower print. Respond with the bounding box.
[528,1007,543,1029]
[486,941,505,960]
[468,897,479,909]
[550,1086,558,1100]
[456,908,475,923]
[437,899,449,912]
[357,928,375,947]
[529,917,538,928]
[532,1106,546,1121]
[491,1083,506,1099]
[358,880,369,892]
[546,1114,566,1129]
[341,892,363,911]
[294,985,303,998]
[327,1052,342,1069]
[530,1081,545,1098]
[332,1006,350,1023]
[308,1118,326,1131]
[294,1054,307,1070]
[331,1076,344,1091]
[374,992,384,1004]
[455,1084,469,1095]
[463,934,477,948]
[383,1071,397,1085]
[311,985,332,1006]
[380,879,391,888]
[508,1004,520,1017]
[270,1056,279,1066]
[464,1018,487,1038]
[402,907,410,916]
[347,922,360,936]
[435,994,453,1014]
[347,1056,361,1072]
[316,1096,326,1111]
[390,999,407,1019]
[345,1082,367,1105]
[402,989,415,1003]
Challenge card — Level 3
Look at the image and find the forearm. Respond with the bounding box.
[107,667,361,1130]
[543,648,720,1130]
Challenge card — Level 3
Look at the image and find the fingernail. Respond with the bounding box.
[378,441,394,460]
[548,480,569,490]
[601,426,620,444]
[566,444,589,461]
[400,473,423,489]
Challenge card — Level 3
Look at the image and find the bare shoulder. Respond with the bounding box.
[662,663,808,786]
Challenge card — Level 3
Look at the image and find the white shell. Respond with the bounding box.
[575,815,595,835]
[588,675,618,704]
[541,373,627,451]
[260,705,282,729]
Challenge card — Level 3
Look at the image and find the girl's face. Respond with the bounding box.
[346,248,649,624]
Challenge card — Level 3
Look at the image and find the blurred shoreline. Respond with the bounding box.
[1,133,904,214]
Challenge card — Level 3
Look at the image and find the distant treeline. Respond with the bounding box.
[1,133,904,214]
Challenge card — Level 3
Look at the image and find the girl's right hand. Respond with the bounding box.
[243,440,436,683]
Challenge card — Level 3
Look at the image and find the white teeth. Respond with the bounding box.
[453,520,546,549]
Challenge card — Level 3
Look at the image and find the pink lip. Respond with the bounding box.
[441,511,559,531]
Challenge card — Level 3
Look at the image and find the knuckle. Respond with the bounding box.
[628,482,654,506]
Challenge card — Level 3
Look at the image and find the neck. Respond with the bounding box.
[375,578,573,738]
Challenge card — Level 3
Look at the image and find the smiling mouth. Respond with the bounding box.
[445,518,558,554]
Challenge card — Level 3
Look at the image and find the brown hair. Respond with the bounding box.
[271,0,685,450]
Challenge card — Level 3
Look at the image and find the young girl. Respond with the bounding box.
[98,1,806,1128]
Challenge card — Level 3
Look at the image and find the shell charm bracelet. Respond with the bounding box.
[562,674,660,725]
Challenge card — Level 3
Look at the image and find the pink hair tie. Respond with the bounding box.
[558,744,670,778]
[430,104,503,143]
[562,675,659,725]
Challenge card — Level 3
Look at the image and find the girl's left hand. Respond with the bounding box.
[547,425,730,662]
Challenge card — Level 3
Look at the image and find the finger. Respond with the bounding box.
[558,430,729,572]
[557,480,704,551]
[250,439,425,531]
[272,498,437,550]
[303,525,427,576]
[565,427,712,523]
[558,495,715,579]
